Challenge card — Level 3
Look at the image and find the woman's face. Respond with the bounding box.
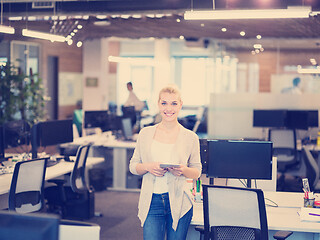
[158,92,182,122]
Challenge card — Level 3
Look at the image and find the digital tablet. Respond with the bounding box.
[160,163,180,168]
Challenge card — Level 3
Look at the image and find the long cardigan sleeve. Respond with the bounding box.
[129,124,202,230]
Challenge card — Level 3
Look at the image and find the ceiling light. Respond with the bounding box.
[297,66,320,74]
[77,25,83,29]
[254,44,262,49]
[221,28,227,32]
[76,41,82,47]
[0,25,15,34]
[22,29,66,42]
[240,31,246,36]
[256,35,262,39]
[184,6,311,20]
[176,19,181,23]
[96,15,108,20]
[201,23,205,27]
[8,16,22,21]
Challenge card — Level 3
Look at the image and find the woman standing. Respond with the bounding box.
[129,85,202,240]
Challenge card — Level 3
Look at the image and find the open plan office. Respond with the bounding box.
[1,0,320,240]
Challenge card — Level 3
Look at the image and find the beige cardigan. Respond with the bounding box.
[129,124,202,230]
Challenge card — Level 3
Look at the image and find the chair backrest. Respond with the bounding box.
[9,158,47,213]
[268,129,298,171]
[202,185,268,240]
[70,144,91,194]
[302,146,319,191]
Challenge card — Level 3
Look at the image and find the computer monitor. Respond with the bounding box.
[31,119,73,158]
[3,120,30,148]
[207,140,273,188]
[253,109,287,128]
[286,110,309,130]
[307,110,319,128]
[83,110,109,130]
[121,118,133,140]
[0,211,59,240]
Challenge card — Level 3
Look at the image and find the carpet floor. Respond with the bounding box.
[87,190,143,240]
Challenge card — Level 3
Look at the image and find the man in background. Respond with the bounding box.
[281,77,302,94]
[124,82,145,111]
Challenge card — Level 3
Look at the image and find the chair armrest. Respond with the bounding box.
[273,231,293,240]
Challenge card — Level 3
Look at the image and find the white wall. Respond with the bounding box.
[208,93,320,139]
[82,39,109,111]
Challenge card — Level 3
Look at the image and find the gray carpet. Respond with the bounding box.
[88,190,143,240]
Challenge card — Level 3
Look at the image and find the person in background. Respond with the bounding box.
[129,84,202,240]
[281,77,302,94]
[124,82,145,111]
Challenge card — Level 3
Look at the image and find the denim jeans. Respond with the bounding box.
[143,193,193,240]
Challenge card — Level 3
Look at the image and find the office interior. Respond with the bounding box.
[1,0,320,239]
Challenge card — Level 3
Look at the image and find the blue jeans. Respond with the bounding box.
[143,193,193,240]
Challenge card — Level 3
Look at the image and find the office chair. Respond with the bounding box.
[196,185,292,240]
[45,144,96,220]
[268,129,301,191]
[302,146,320,192]
[9,158,48,213]
[268,129,299,172]
[122,105,137,127]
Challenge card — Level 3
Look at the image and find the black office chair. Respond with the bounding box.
[268,129,302,191]
[196,185,292,240]
[45,144,96,220]
[268,129,299,172]
[302,146,320,192]
[9,158,48,213]
[122,105,137,127]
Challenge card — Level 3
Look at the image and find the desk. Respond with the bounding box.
[0,156,104,195]
[67,133,137,191]
[189,191,320,240]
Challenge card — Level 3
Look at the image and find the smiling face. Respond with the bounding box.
[158,92,182,123]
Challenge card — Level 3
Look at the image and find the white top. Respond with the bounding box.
[151,140,174,194]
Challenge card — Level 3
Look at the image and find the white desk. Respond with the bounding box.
[0,156,104,195]
[69,133,137,191]
[189,191,320,240]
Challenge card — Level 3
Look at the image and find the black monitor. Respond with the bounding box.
[3,120,30,148]
[207,140,273,188]
[253,109,287,128]
[307,110,319,128]
[286,110,309,130]
[83,110,109,130]
[31,119,73,158]
[0,211,59,240]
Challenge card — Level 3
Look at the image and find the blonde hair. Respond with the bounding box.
[158,84,182,102]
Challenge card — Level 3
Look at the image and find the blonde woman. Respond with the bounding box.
[129,85,202,240]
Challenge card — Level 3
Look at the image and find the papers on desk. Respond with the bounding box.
[300,207,320,222]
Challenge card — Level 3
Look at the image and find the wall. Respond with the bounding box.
[34,39,83,119]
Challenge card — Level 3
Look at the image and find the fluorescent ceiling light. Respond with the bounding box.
[184,7,311,20]
[0,25,15,34]
[22,29,66,42]
[297,66,320,74]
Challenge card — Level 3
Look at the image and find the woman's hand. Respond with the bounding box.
[167,165,186,177]
[144,162,167,177]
